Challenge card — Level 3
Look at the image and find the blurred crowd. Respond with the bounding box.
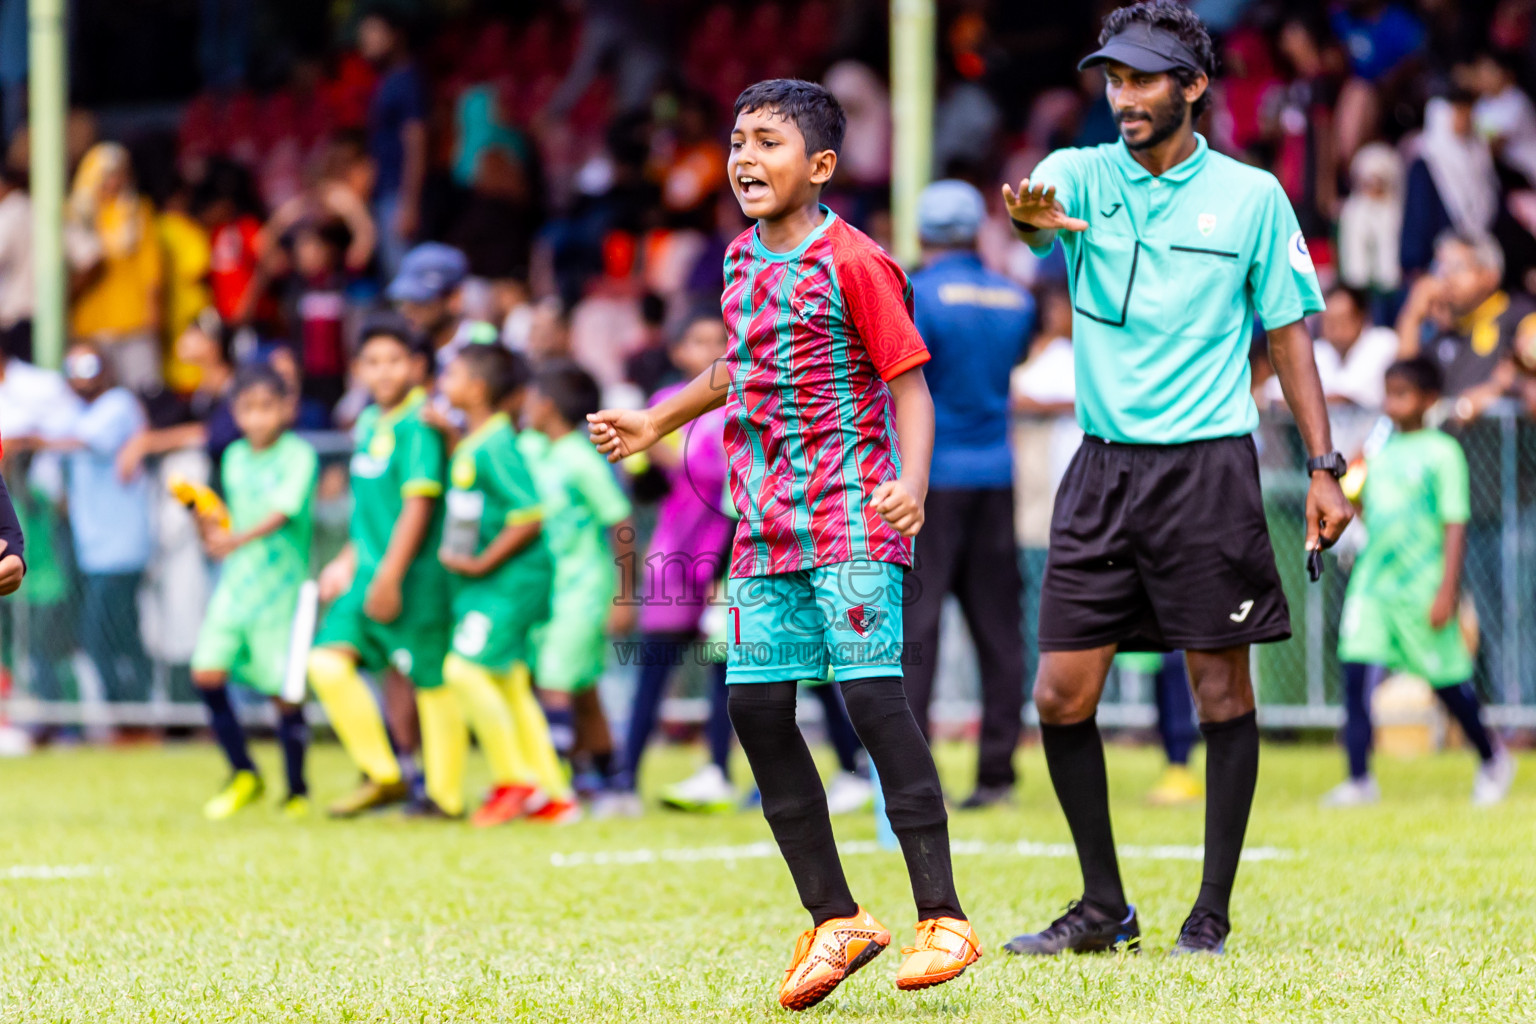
[1,3,1536,427]
[5,0,1536,727]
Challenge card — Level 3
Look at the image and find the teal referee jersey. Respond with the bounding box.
[1027,134,1324,444]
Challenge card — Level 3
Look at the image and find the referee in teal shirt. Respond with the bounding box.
[999,0,1352,957]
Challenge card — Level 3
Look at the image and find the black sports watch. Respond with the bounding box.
[1306,452,1348,479]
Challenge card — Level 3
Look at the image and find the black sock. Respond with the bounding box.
[1341,663,1375,780]
[729,682,857,926]
[199,685,255,774]
[591,750,616,783]
[1434,683,1495,761]
[544,707,575,761]
[840,677,963,921]
[705,663,733,773]
[1195,710,1259,922]
[397,753,423,800]
[277,707,308,798]
[1040,715,1127,919]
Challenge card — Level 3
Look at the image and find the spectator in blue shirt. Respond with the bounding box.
[359,10,427,278]
[52,342,153,703]
[905,180,1034,808]
[1330,0,1424,83]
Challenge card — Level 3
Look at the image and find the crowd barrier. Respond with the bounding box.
[4,405,1534,733]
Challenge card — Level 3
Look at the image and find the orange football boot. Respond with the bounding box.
[777,906,891,1011]
[470,784,542,828]
[895,917,983,991]
[527,798,583,824]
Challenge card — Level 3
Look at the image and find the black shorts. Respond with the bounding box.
[1038,434,1291,653]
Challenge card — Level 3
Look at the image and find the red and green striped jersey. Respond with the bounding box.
[720,209,930,577]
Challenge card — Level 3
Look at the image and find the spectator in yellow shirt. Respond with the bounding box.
[157,179,214,394]
[68,142,164,394]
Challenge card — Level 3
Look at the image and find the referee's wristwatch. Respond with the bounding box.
[1306,452,1348,479]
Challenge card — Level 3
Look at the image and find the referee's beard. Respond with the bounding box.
[1119,95,1190,152]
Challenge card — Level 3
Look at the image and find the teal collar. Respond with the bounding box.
[1112,132,1209,184]
[752,206,836,262]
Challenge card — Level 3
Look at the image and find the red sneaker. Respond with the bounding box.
[470,784,541,828]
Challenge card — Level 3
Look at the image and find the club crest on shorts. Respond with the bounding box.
[846,604,880,637]
[1198,213,1216,236]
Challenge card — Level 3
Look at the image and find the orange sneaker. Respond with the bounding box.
[527,798,583,824]
[470,784,542,828]
[778,906,890,1011]
[895,917,983,991]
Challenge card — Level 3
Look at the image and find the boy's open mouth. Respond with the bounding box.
[736,175,768,200]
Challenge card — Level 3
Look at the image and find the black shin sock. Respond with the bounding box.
[728,682,857,925]
[1434,683,1496,761]
[199,685,255,774]
[839,677,964,921]
[1195,711,1259,922]
[277,707,308,798]
[1039,715,1127,919]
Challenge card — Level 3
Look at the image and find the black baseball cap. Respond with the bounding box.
[1078,21,1205,74]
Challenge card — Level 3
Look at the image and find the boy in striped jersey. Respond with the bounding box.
[588,79,978,1010]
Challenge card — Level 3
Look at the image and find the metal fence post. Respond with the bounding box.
[1500,409,1520,707]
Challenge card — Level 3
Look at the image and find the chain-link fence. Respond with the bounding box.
[3,408,1535,732]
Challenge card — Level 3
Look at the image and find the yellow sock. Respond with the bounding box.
[503,661,571,800]
[308,647,400,784]
[416,685,467,817]
[445,654,535,787]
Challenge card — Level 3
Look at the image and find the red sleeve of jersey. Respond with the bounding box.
[835,233,930,381]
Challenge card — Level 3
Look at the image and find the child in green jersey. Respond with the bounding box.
[430,343,573,825]
[1334,357,1515,806]
[308,314,455,817]
[191,365,319,820]
[520,361,635,810]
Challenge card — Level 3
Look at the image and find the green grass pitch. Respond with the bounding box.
[2,740,1533,1022]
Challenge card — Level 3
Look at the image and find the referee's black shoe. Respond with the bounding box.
[1002,900,1140,956]
[1171,908,1229,956]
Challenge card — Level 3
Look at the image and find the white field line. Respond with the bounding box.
[0,864,111,881]
[550,840,1294,869]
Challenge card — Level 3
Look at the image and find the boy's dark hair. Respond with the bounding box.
[358,310,429,359]
[1099,0,1217,121]
[1328,284,1371,316]
[455,344,531,406]
[302,218,352,257]
[734,79,846,156]
[194,158,260,219]
[534,360,603,427]
[671,309,727,345]
[1386,356,1444,396]
[233,363,289,401]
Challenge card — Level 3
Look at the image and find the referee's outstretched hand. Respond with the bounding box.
[1002,179,1089,232]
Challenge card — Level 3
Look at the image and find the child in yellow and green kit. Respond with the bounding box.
[434,343,573,825]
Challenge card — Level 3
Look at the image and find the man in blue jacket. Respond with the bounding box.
[905,179,1033,808]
